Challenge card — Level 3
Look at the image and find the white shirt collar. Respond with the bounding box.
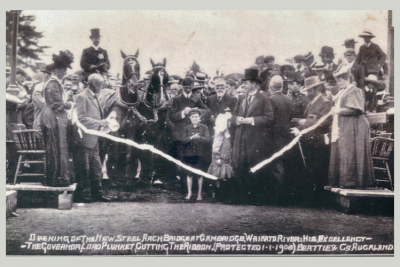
[92,45,100,50]
[217,92,226,98]
[248,90,257,96]
[365,42,371,48]
[182,91,192,99]
[88,88,98,97]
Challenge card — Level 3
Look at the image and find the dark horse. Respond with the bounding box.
[99,52,173,185]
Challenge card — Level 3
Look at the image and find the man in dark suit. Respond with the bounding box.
[319,46,338,80]
[73,73,110,202]
[343,48,365,89]
[206,78,237,136]
[268,76,293,189]
[167,77,209,190]
[231,69,274,203]
[356,30,386,77]
[291,76,332,203]
[80,29,110,81]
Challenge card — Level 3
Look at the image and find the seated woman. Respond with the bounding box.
[328,65,375,189]
[181,109,211,201]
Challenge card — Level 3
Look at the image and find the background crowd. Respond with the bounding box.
[6,28,390,204]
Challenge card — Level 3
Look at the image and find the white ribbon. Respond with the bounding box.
[72,110,218,180]
[250,109,333,173]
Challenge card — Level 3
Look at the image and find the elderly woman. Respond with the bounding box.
[328,65,375,189]
[40,50,74,187]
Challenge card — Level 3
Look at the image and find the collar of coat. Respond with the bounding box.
[91,45,102,51]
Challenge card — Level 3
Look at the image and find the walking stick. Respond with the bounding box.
[298,141,307,168]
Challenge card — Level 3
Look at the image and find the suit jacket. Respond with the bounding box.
[231,92,274,169]
[298,95,332,147]
[350,61,365,89]
[356,42,386,75]
[324,63,339,81]
[80,47,110,78]
[167,94,209,140]
[181,123,211,157]
[73,88,104,149]
[269,92,293,152]
[207,93,237,117]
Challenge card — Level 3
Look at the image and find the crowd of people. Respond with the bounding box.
[6,28,389,205]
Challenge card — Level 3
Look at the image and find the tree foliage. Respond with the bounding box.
[188,61,202,74]
[6,11,49,68]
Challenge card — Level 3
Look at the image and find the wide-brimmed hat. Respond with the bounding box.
[365,75,385,91]
[294,55,306,62]
[41,64,54,74]
[319,46,335,56]
[303,76,324,91]
[264,55,275,63]
[195,72,207,82]
[52,50,74,69]
[333,64,352,79]
[358,30,375,38]
[168,76,179,84]
[192,81,204,91]
[90,28,101,38]
[343,38,357,46]
[242,68,261,82]
[344,48,356,55]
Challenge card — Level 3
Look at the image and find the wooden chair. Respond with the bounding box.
[371,137,394,190]
[12,129,46,185]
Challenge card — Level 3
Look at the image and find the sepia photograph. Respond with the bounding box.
[5,9,394,256]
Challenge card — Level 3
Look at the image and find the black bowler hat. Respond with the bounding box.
[182,77,194,86]
[319,46,335,56]
[90,28,101,38]
[242,68,261,83]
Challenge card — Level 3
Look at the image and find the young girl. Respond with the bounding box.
[181,109,211,201]
[207,111,235,198]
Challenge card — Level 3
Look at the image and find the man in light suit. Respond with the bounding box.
[73,74,110,202]
[231,69,274,204]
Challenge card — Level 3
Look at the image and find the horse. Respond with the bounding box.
[99,53,173,186]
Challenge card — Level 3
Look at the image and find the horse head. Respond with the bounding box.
[145,58,169,108]
[120,49,144,103]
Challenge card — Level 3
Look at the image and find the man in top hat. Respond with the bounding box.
[343,48,365,89]
[80,29,110,81]
[356,30,386,77]
[231,68,274,204]
[32,64,53,132]
[268,75,293,199]
[290,76,332,202]
[338,38,358,65]
[319,46,338,80]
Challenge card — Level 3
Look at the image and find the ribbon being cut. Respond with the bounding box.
[71,109,219,180]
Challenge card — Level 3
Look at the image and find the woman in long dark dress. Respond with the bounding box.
[40,51,74,187]
[328,65,375,188]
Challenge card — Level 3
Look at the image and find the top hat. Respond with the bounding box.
[365,75,385,91]
[264,55,275,63]
[90,28,101,38]
[342,38,357,46]
[319,46,335,56]
[242,68,261,82]
[358,30,375,38]
[303,76,324,91]
[52,50,74,69]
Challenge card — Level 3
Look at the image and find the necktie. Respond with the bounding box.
[93,94,104,119]
[327,64,332,71]
[218,96,222,101]
[248,95,252,105]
